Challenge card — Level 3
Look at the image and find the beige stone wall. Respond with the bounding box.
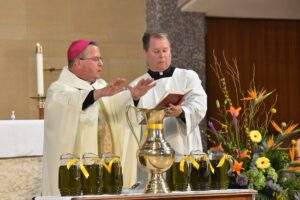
[0,0,146,119]
[0,157,42,200]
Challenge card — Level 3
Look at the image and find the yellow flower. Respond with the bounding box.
[256,157,270,169]
[249,130,262,143]
[291,140,297,145]
[270,108,277,114]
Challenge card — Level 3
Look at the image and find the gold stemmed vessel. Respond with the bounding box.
[126,106,175,193]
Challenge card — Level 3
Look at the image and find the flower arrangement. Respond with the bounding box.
[207,53,300,200]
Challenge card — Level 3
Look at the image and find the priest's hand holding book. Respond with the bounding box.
[165,102,183,117]
[154,89,192,118]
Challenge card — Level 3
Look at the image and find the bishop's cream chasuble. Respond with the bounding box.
[42,67,139,196]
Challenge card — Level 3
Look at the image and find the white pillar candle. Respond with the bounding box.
[36,43,44,96]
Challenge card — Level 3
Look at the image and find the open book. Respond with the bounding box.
[154,89,192,110]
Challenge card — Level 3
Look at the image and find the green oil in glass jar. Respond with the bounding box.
[210,152,230,190]
[102,155,123,194]
[166,155,190,192]
[58,157,81,196]
[189,152,211,191]
[81,153,103,195]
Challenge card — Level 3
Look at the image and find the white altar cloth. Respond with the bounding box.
[0,120,44,158]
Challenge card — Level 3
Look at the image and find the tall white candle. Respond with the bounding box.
[36,43,44,96]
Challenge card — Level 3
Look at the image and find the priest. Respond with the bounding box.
[42,39,154,195]
[131,32,207,155]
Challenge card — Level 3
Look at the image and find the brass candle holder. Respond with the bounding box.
[44,67,62,72]
[30,95,46,119]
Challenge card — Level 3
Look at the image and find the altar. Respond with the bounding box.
[0,120,44,200]
[0,120,44,157]
[34,189,257,200]
[0,120,258,200]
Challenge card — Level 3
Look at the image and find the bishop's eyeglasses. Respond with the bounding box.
[80,56,104,64]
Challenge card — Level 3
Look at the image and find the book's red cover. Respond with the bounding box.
[155,93,184,109]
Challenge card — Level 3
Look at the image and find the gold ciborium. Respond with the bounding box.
[126,106,175,193]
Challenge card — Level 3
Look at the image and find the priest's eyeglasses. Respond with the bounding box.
[80,56,104,64]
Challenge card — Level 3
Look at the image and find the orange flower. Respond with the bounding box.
[267,136,274,148]
[271,121,282,133]
[210,144,224,152]
[242,88,273,105]
[227,106,241,117]
[232,160,244,175]
[271,121,298,134]
[236,149,251,159]
[241,88,257,101]
[285,123,299,134]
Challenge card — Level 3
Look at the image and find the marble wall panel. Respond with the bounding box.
[146,0,207,149]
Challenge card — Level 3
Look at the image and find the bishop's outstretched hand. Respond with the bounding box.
[128,78,156,101]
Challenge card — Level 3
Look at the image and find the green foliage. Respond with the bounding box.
[256,193,272,200]
[293,192,300,200]
[265,149,290,171]
[256,192,289,200]
[267,167,278,182]
[246,168,266,190]
[275,192,289,200]
[279,173,300,200]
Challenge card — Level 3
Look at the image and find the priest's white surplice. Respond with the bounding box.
[131,68,207,155]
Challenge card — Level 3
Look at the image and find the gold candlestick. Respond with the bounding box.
[31,96,46,119]
[44,67,62,72]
